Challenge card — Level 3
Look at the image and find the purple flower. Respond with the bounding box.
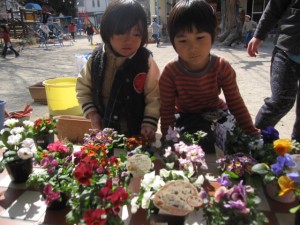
[224,200,250,214]
[271,154,297,175]
[287,171,300,183]
[261,126,279,143]
[216,175,232,187]
[271,162,283,175]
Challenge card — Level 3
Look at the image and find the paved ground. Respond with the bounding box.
[0,34,296,139]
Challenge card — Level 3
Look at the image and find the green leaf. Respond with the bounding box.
[251,163,270,174]
[289,205,300,214]
[3,150,17,158]
[223,170,239,179]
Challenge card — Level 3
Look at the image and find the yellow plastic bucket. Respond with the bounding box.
[43,77,83,116]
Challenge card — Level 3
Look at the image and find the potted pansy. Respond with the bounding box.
[201,174,268,225]
[251,127,300,203]
[31,117,57,149]
[216,153,257,181]
[0,118,36,183]
[162,126,208,174]
[131,168,205,225]
[66,128,131,225]
[27,140,74,209]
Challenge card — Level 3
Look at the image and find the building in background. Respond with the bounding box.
[76,0,110,30]
[148,0,270,39]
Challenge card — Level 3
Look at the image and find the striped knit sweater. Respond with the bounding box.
[159,54,259,136]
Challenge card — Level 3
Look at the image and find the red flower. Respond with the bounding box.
[133,72,146,94]
[83,208,107,225]
[107,187,129,206]
[74,163,93,185]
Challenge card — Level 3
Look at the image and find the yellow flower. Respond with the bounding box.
[273,139,293,156]
[278,175,296,196]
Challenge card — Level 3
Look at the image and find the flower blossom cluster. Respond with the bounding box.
[216,153,257,178]
[131,169,204,215]
[27,140,74,205]
[0,119,36,172]
[163,126,207,174]
[202,174,267,225]
[67,129,130,225]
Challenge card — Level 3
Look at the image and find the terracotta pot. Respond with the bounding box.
[5,158,33,183]
[28,81,47,105]
[265,182,296,203]
[34,133,55,149]
[55,115,91,144]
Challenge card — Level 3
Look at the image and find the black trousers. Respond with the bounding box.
[255,47,300,141]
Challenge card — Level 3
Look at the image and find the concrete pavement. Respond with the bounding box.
[0,34,296,139]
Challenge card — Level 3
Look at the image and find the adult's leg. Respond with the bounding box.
[2,45,8,58]
[292,80,300,141]
[255,47,298,130]
[9,46,19,57]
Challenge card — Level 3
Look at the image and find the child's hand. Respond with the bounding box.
[141,126,156,143]
[88,111,102,130]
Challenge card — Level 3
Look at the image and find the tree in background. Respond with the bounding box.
[217,0,242,47]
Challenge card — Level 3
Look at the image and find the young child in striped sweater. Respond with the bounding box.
[159,0,259,152]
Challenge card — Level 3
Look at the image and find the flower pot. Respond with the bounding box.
[55,115,91,144]
[28,81,47,104]
[150,211,186,225]
[5,158,33,183]
[0,100,5,130]
[33,133,55,149]
[265,181,296,203]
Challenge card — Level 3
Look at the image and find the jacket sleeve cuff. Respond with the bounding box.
[82,102,97,118]
[142,116,159,131]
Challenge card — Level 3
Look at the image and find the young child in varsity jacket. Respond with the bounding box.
[76,0,160,141]
[159,0,259,152]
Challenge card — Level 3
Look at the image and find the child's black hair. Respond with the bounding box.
[100,0,148,47]
[167,0,217,48]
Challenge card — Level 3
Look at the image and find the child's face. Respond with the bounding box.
[174,25,212,71]
[110,24,142,57]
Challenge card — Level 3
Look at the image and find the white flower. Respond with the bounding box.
[141,171,155,190]
[4,118,19,127]
[170,170,189,181]
[130,196,139,213]
[17,147,33,159]
[159,168,170,178]
[141,191,153,209]
[194,175,205,188]
[23,120,34,127]
[152,175,165,191]
[141,171,165,191]
[21,138,35,148]
[7,133,22,145]
[10,127,25,135]
[163,146,172,158]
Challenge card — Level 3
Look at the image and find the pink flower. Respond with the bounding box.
[214,186,228,202]
[43,184,60,205]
